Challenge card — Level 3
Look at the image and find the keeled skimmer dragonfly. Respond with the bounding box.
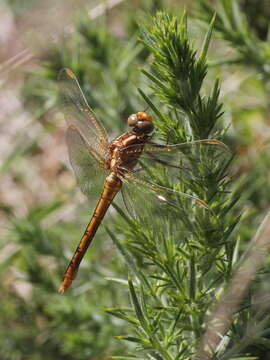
[58,68,227,293]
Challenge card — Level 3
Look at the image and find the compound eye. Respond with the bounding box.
[136,111,152,122]
[136,121,154,133]
[127,114,138,126]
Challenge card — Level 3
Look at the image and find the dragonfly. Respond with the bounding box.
[58,68,227,293]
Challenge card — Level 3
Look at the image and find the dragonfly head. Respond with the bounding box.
[127,111,154,135]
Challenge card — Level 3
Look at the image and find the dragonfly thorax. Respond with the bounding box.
[127,111,154,135]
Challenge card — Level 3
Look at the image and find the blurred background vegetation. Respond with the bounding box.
[0,0,270,359]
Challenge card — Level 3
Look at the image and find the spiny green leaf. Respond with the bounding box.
[116,335,150,346]
[106,309,139,326]
[128,274,150,334]
[137,88,166,123]
[199,12,216,63]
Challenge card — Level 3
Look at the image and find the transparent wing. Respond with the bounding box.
[121,171,208,211]
[120,172,220,240]
[66,125,108,201]
[58,68,109,156]
[118,139,230,234]
[120,139,230,188]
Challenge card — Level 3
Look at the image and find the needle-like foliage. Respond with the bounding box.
[107,11,242,360]
[199,0,270,81]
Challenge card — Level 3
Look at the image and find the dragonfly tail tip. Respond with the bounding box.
[58,284,66,294]
[58,279,71,294]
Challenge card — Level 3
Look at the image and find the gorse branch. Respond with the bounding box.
[140,11,223,140]
[108,11,241,360]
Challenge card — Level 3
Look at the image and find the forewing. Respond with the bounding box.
[118,139,229,236]
[58,68,109,156]
[66,125,108,201]
[121,139,230,189]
